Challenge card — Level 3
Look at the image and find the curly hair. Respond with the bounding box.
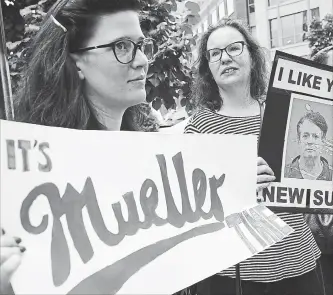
[297,111,328,140]
[14,0,158,131]
[191,18,269,111]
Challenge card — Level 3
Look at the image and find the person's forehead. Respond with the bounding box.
[300,119,321,132]
[207,26,245,49]
[86,11,144,45]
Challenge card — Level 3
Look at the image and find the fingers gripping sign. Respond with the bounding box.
[0,229,25,294]
[256,157,275,197]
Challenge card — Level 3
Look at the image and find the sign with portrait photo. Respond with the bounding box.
[259,51,333,214]
[0,120,293,295]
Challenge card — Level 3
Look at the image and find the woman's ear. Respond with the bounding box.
[77,68,85,80]
[70,53,85,80]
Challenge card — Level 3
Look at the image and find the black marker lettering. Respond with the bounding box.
[288,70,296,84]
[262,186,275,202]
[313,190,323,206]
[278,67,284,81]
[324,191,333,206]
[313,76,322,90]
[288,188,305,204]
[327,78,333,92]
[302,73,313,88]
[297,71,302,85]
[276,187,287,203]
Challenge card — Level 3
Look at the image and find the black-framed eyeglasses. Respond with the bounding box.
[206,41,246,63]
[71,38,155,64]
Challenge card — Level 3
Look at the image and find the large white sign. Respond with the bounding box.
[0,120,293,294]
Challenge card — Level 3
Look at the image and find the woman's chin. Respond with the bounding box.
[128,90,147,106]
[218,75,245,87]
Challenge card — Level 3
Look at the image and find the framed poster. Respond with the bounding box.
[259,51,333,214]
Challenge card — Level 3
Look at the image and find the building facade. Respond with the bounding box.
[190,0,332,59]
[193,0,248,36]
[250,0,332,58]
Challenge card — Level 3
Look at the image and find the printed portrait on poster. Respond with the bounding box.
[258,51,333,214]
[282,94,333,183]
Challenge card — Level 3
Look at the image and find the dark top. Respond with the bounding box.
[285,156,332,181]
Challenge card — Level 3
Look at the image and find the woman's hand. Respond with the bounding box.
[0,229,24,294]
[257,157,275,194]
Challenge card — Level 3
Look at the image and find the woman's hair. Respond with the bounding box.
[311,45,333,65]
[14,0,158,131]
[191,18,269,111]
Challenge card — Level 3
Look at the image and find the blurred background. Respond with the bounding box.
[1,0,332,129]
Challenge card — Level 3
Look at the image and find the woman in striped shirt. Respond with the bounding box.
[184,18,323,295]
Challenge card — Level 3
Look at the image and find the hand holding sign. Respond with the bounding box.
[0,229,24,294]
[256,157,276,193]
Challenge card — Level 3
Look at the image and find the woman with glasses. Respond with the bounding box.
[14,0,156,131]
[0,0,157,293]
[184,18,323,295]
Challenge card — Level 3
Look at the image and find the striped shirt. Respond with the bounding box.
[184,107,321,282]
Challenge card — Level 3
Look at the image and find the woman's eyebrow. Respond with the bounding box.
[108,36,145,43]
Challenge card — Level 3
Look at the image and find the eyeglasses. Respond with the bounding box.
[71,38,155,64]
[206,41,246,63]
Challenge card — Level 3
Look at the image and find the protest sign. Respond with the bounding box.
[259,51,333,214]
[0,120,293,295]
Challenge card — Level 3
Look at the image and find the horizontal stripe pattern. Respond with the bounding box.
[184,108,320,282]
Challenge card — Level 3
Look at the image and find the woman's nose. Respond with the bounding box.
[220,50,232,64]
[132,48,148,68]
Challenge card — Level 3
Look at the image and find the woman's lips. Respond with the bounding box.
[128,75,146,83]
[305,148,316,152]
[128,77,146,87]
[221,67,238,75]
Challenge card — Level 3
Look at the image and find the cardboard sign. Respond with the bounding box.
[0,120,293,295]
[259,51,333,214]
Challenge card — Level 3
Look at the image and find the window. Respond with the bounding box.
[211,9,218,25]
[218,2,225,19]
[268,0,290,6]
[281,11,307,46]
[248,0,255,13]
[269,9,320,47]
[311,7,320,21]
[269,18,278,48]
[227,0,234,15]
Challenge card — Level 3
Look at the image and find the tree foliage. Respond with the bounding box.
[308,13,333,56]
[140,0,200,110]
[3,0,201,110]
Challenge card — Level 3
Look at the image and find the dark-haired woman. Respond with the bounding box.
[185,19,323,295]
[0,0,157,293]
